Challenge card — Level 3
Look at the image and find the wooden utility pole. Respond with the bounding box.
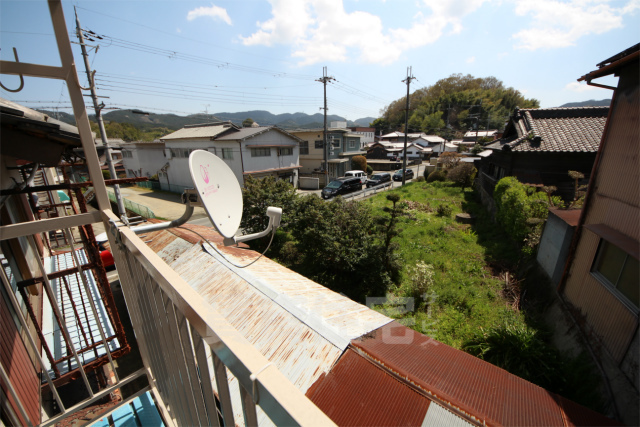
[317,67,334,185]
[401,67,415,185]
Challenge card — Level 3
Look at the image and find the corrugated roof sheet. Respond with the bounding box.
[306,349,433,426]
[350,321,620,427]
[486,107,608,153]
[143,225,391,426]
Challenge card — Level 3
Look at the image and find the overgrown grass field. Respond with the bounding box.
[366,181,523,348]
[364,181,604,411]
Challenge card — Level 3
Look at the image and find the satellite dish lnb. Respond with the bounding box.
[189,150,242,239]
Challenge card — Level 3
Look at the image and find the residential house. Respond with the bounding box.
[476,106,608,203]
[121,140,167,179]
[413,135,447,149]
[462,129,499,143]
[379,131,405,142]
[557,44,639,412]
[348,126,375,147]
[367,142,431,161]
[159,122,302,190]
[289,128,364,180]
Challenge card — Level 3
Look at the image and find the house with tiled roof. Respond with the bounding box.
[476,106,608,202]
[155,122,303,190]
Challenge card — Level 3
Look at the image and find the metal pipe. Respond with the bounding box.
[131,202,194,234]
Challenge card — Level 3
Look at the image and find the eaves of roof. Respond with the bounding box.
[342,321,621,427]
[579,46,639,82]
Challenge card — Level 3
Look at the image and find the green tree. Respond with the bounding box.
[421,111,445,134]
[242,118,254,127]
[240,176,298,236]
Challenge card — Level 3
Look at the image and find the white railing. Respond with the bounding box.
[105,210,335,427]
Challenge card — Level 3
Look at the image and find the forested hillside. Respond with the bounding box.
[371,74,540,138]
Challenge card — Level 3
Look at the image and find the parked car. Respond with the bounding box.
[366,173,392,188]
[393,169,414,181]
[322,177,362,199]
[344,170,367,184]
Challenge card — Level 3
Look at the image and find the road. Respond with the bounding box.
[101,165,422,228]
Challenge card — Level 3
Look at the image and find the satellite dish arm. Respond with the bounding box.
[131,202,195,235]
[224,207,282,246]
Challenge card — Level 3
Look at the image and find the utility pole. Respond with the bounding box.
[401,67,415,185]
[75,8,128,224]
[317,66,334,185]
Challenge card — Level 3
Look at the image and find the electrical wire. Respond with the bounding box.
[176,225,276,269]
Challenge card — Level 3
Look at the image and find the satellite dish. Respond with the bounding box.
[189,150,242,238]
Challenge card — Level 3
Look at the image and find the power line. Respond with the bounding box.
[81,28,317,81]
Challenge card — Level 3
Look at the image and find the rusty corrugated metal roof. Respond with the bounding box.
[306,349,432,426]
[350,322,620,427]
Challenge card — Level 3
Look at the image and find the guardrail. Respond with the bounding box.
[106,210,335,426]
[107,190,156,219]
[327,181,394,202]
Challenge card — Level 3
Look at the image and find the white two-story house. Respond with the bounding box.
[158,122,302,190]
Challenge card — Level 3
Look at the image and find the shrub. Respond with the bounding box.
[437,204,452,217]
[447,163,477,190]
[351,155,367,172]
[366,164,373,175]
[416,176,425,182]
[494,177,549,244]
[440,152,462,169]
[399,261,435,299]
[427,170,446,182]
[102,170,111,180]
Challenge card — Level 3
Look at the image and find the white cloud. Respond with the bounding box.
[466,56,476,63]
[176,27,182,34]
[513,0,637,50]
[565,81,599,93]
[240,0,490,65]
[187,4,232,26]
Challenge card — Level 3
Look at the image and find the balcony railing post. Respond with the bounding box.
[240,384,259,427]
[189,326,222,426]
[211,351,236,426]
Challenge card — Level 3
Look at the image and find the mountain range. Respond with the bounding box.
[39,109,376,131]
[39,99,609,132]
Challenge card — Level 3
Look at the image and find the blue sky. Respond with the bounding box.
[1,0,638,122]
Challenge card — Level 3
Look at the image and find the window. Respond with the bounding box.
[349,139,356,149]
[331,138,341,148]
[170,148,192,158]
[300,141,309,155]
[279,147,293,156]
[315,140,324,149]
[592,240,639,309]
[251,147,271,157]
[122,150,133,158]
[222,148,233,160]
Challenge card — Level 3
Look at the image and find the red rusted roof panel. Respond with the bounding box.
[351,322,620,427]
[306,348,431,426]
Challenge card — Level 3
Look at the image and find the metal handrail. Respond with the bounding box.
[105,209,335,426]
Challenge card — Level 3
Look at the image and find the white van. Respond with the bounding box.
[344,170,367,184]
